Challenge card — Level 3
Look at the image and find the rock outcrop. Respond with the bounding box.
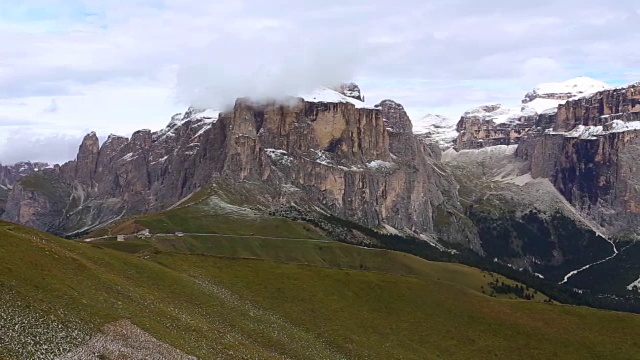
[454,77,611,150]
[0,161,49,188]
[3,87,478,249]
[454,104,539,149]
[333,82,364,102]
[375,99,413,133]
[517,83,640,238]
[0,161,49,215]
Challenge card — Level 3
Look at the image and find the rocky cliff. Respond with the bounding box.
[517,83,640,239]
[0,161,49,188]
[454,104,540,149]
[445,80,640,239]
[428,79,640,282]
[0,161,49,215]
[3,87,478,249]
[454,77,611,150]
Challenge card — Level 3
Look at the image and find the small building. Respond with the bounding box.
[136,229,151,239]
[117,235,125,242]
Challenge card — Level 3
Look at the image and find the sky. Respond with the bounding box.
[0,0,639,164]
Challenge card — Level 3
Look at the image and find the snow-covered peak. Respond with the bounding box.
[182,108,220,123]
[461,104,535,125]
[333,82,364,101]
[298,87,374,109]
[412,113,459,148]
[531,77,610,97]
[522,77,611,113]
[413,114,456,136]
[416,114,456,128]
[164,108,220,129]
[155,108,220,141]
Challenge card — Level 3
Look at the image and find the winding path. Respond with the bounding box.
[83,232,332,243]
[559,237,619,285]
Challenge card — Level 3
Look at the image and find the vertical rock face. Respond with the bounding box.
[454,78,612,150]
[0,162,49,188]
[3,88,478,249]
[74,132,100,187]
[516,82,640,238]
[0,161,49,216]
[375,100,413,133]
[3,171,71,233]
[553,84,640,132]
[454,104,540,149]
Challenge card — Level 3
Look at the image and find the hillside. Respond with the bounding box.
[2,216,640,359]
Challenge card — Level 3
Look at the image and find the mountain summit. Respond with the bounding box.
[522,76,610,112]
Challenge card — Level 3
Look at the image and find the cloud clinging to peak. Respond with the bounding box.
[174,32,371,109]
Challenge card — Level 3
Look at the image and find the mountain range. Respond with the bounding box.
[2,77,640,358]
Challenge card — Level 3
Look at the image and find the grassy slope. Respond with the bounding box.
[97,235,545,301]
[0,222,341,359]
[89,188,542,300]
[3,220,640,359]
[88,190,325,241]
[163,254,640,360]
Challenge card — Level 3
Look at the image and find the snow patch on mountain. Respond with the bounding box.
[523,77,611,113]
[549,120,640,139]
[627,276,640,292]
[413,114,458,148]
[529,77,610,98]
[265,148,294,166]
[366,160,396,171]
[525,98,565,113]
[441,144,519,163]
[298,87,373,109]
[156,108,220,141]
[462,104,536,125]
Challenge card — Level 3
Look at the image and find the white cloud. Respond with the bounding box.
[1,0,639,163]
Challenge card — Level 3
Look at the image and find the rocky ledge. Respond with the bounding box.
[454,77,612,150]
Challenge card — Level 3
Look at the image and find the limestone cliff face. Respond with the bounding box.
[454,78,611,150]
[454,105,556,150]
[0,161,49,215]
[3,108,222,235]
[516,83,640,238]
[519,133,640,238]
[0,162,49,188]
[553,84,640,132]
[3,89,477,249]
[3,171,71,233]
[375,100,413,133]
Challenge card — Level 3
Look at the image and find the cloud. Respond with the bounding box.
[43,99,59,113]
[174,33,371,109]
[0,131,83,164]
